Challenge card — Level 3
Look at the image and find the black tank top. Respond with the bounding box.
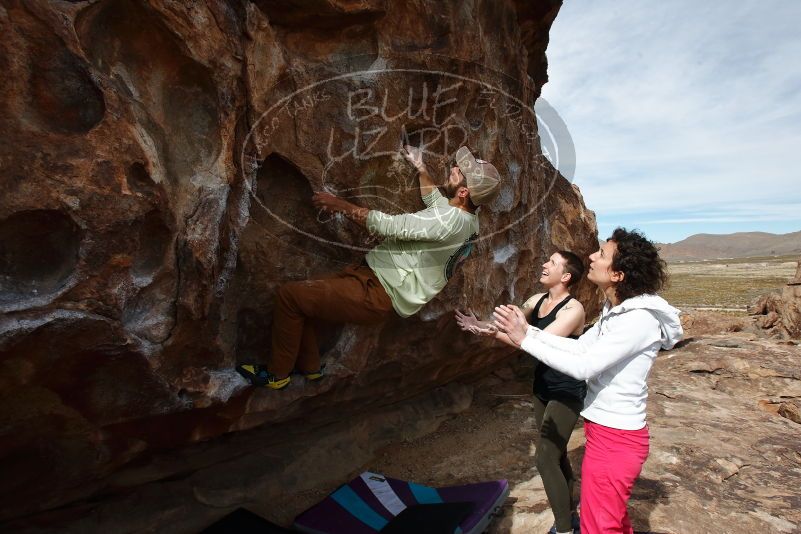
[529,294,587,402]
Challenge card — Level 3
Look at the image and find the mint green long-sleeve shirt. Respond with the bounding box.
[365,189,479,318]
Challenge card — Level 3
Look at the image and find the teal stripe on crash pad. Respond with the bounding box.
[408,482,443,504]
[331,485,388,531]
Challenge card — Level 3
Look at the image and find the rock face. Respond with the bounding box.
[6,321,800,533]
[749,256,801,338]
[0,0,599,522]
[629,332,801,533]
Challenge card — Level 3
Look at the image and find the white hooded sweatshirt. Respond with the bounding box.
[520,294,683,430]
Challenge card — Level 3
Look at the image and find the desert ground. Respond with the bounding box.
[661,255,797,311]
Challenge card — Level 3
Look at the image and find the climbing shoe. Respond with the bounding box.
[236,364,291,390]
[302,369,323,381]
[546,513,579,534]
[296,364,325,381]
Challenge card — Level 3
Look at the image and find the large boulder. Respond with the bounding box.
[0,0,598,521]
[749,257,801,338]
[781,258,801,337]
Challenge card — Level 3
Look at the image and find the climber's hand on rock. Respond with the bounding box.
[402,144,427,174]
[313,192,347,213]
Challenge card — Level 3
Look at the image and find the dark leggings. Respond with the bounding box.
[532,395,583,532]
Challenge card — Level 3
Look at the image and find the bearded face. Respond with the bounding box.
[444,177,466,198]
[443,166,467,199]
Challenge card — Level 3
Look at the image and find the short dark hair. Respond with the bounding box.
[608,227,668,302]
[556,250,585,288]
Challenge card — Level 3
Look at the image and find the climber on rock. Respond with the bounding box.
[237,144,501,389]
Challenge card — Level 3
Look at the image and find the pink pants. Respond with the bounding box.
[580,420,649,534]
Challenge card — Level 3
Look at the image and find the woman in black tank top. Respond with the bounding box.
[526,289,586,534]
[456,251,587,533]
[530,294,587,402]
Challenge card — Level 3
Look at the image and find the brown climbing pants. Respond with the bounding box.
[268,264,395,378]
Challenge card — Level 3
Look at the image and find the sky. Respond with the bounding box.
[539,0,801,243]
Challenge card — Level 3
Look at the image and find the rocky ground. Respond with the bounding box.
[6,312,800,534]
[370,312,801,534]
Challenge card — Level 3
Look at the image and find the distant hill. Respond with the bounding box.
[658,231,801,261]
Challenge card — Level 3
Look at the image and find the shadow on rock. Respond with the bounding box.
[630,476,672,533]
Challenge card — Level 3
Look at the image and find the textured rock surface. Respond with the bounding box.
[749,256,801,338]
[373,327,801,534]
[628,332,801,533]
[7,323,800,533]
[4,382,476,534]
[0,0,599,522]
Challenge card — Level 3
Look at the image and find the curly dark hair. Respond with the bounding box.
[608,227,669,302]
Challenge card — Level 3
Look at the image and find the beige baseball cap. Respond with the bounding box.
[455,146,501,206]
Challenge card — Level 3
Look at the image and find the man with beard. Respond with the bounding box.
[237,145,501,389]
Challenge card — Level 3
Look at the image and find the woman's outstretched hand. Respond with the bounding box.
[455,309,498,337]
[492,304,529,346]
[455,309,479,332]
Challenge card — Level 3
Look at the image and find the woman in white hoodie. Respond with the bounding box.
[492,228,683,534]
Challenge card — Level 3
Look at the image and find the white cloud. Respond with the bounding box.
[539,0,801,241]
